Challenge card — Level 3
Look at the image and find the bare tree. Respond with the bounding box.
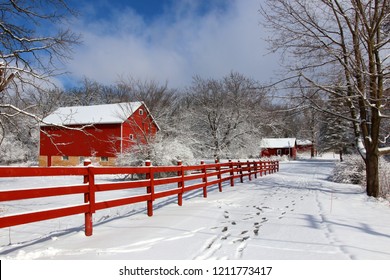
[0,0,80,142]
[184,72,269,160]
[260,0,389,197]
[117,77,179,136]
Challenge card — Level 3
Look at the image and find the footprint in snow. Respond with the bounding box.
[221,233,230,240]
[233,236,250,243]
[253,222,262,236]
[278,211,287,219]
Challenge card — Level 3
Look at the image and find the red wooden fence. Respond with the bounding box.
[0,159,279,236]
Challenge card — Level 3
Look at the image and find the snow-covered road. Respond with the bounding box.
[1,158,390,260]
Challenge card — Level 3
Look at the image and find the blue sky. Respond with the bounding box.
[62,0,279,89]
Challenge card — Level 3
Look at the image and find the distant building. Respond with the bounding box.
[260,138,297,160]
[39,102,159,166]
[297,140,313,153]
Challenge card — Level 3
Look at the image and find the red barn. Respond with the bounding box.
[39,102,159,166]
[260,138,297,160]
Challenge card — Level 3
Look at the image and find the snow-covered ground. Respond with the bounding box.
[1,158,390,260]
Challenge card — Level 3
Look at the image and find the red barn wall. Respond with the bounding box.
[39,104,159,166]
[261,147,297,159]
[40,124,121,166]
[121,104,159,152]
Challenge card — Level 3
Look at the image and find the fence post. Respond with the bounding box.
[145,160,154,217]
[177,160,184,206]
[253,160,258,179]
[229,159,234,187]
[247,160,252,181]
[277,161,279,172]
[83,159,91,183]
[83,159,94,236]
[238,160,243,183]
[259,161,263,177]
[201,160,207,198]
[215,159,222,192]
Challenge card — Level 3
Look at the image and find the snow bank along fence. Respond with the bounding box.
[0,159,279,236]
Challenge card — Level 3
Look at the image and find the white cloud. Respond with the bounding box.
[66,0,280,88]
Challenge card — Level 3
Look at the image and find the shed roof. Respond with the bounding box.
[260,138,297,148]
[41,102,143,126]
[296,139,313,146]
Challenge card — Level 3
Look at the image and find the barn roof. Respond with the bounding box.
[41,102,144,126]
[260,138,297,148]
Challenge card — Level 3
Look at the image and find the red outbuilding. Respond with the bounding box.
[297,139,316,157]
[39,102,159,166]
[260,138,297,160]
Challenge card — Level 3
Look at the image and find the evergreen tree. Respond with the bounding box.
[319,99,354,161]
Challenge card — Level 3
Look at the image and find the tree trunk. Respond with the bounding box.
[365,151,380,197]
[311,141,315,158]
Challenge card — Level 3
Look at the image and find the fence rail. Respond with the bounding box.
[0,159,279,236]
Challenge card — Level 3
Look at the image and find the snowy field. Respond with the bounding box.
[1,157,390,260]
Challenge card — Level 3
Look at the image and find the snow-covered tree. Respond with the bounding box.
[117,135,195,168]
[0,0,80,146]
[0,134,31,164]
[260,0,390,197]
[319,98,354,161]
[183,72,269,160]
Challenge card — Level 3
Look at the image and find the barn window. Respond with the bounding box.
[139,109,144,115]
[277,149,282,156]
[129,134,134,140]
[100,157,109,162]
[62,156,69,161]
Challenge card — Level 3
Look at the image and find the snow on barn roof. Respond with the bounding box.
[41,102,143,126]
[260,138,297,148]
